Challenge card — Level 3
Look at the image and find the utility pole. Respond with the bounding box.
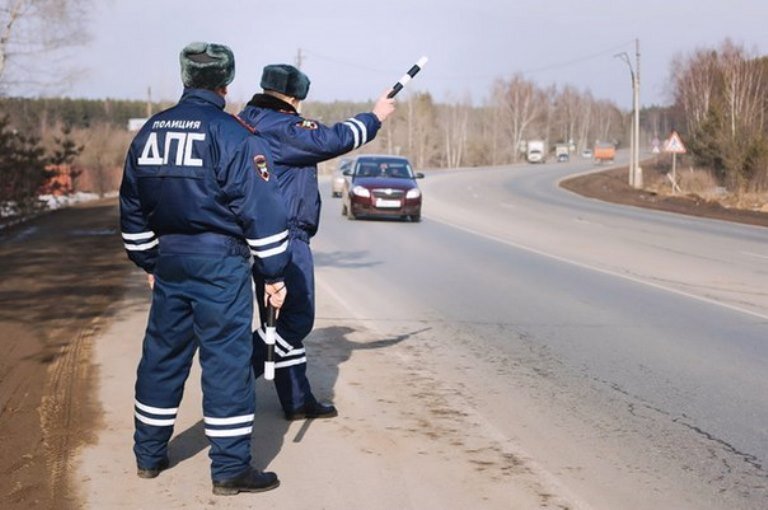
[633,38,642,188]
[295,48,304,69]
[615,40,642,189]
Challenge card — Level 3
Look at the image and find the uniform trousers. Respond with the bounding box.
[133,233,256,482]
[252,231,317,413]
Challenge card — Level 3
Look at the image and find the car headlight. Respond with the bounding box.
[352,185,371,198]
[406,188,421,199]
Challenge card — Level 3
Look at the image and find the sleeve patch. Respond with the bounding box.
[252,154,270,181]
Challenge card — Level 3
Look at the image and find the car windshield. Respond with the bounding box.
[354,159,414,179]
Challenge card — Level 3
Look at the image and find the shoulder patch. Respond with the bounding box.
[252,154,270,181]
[296,119,318,130]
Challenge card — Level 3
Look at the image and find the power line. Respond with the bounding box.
[303,39,637,82]
[519,39,636,76]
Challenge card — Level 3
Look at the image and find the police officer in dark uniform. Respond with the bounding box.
[238,64,396,420]
[120,42,290,496]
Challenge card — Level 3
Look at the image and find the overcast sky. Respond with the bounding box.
[28,0,768,109]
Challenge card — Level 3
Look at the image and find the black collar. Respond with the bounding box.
[247,93,296,113]
[181,88,226,110]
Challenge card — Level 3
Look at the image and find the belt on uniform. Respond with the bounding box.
[158,232,250,257]
[288,228,310,243]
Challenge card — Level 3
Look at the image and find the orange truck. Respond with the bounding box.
[593,142,616,164]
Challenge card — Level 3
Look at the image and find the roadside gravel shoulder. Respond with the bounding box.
[560,165,768,228]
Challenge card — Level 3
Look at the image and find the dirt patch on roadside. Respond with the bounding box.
[0,198,131,510]
[561,164,768,228]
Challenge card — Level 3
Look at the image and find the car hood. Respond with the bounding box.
[352,177,417,189]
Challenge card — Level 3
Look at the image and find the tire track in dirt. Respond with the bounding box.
[0,199,132,510]
[40,318,102,505]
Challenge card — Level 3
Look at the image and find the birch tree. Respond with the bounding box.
[492,74,544,162]
[442,92,471,168]
[671,39,768,192]
[404,92,439,168]
[719,40,765,139]
[0,0,91,93]
[671,48,717,141]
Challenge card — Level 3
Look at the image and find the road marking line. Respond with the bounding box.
[428,215,768,322]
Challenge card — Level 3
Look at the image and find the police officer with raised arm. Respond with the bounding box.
[238,64,396,421]
[120,42,289,496]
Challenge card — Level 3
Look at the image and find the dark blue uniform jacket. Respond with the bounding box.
[120,88,289,280]
[238,94,381,238]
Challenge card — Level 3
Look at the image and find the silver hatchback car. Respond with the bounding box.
[331,158,351,198]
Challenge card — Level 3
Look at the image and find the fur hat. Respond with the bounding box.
[260,64,310,100]
[179,42,235,90]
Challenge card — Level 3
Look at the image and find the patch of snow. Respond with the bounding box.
[39,192,101,210]
[1,192,108,230]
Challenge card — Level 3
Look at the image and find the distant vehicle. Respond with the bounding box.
[555,143,569,163]
[527,140,547,163]
[341,155,423,222]
[331,158,351,197]
[593,143,616,164]
[581,148,593,159]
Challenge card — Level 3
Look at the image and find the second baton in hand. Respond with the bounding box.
[264,303,277,381]
[387,56,429,98]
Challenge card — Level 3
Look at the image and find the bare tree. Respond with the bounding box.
[0,0,91,94]
[719,40,765,139]
[593,100,622,143]
[671,48,718,141]
[71,122,131,196]
[575,90,594,150]
[402,92,439,168]
[670,39,768,192]
[442,92,471,168]
[492,74,545,162]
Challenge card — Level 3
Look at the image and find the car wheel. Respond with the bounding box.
[411,214,421,222]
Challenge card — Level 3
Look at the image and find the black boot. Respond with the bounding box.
[285,400,338,421]
[137,457,170,479]
[212,468,280,496]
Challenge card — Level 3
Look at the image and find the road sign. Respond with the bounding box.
[663,131,687,154]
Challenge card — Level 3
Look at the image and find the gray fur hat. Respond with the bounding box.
[180,42,235,90]
[260,64,310,100]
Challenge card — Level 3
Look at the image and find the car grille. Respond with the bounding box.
[371,188,405,199]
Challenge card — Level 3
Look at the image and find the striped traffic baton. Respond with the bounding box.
[387,56,429,98]
[264,303,277,381]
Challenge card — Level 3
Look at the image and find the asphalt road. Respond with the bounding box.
[314,157,768,509]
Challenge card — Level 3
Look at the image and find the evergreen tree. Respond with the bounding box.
[0,116,52,218]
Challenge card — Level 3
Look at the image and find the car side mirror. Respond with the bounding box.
[342,169,352,176]
[415,172,425,179]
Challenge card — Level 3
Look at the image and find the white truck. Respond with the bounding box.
[526,140,547,163]
[555,143,570,162]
